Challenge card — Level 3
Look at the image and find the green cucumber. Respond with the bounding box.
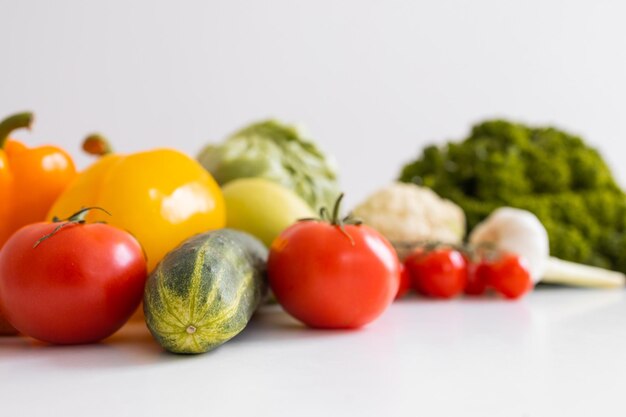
[143,229,268,354]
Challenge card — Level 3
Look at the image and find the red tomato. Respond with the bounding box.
[0,215,147,344]
[0,315,17,335]
[395,263,411,300]
[481,254,532,299]
[464,260,488,296]
[268,221,400,329]
[405,248,467,299]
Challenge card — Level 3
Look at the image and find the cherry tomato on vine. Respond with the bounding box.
[480,253,532,299]
[0,208,147,344]
[405,248,467,299]
[268,194,400,329]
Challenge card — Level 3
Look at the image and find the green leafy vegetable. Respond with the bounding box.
[198,120,340,211]
[399,119,626,272]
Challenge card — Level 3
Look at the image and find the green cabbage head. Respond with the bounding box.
[198,120,340,212]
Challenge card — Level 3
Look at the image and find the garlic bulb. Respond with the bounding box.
[470,207,624,288]
[469,207,549,284]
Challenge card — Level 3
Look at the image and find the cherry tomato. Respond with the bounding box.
[0,209,147,344]
[268,195,400,329]
[395,263,411,300]
[481,254,532,299]
[464,260,488,296]
[405,248,467,299]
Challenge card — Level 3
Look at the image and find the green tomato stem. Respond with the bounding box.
[331,193,344,225]
[35,207,112,248]
[299,193,362,246]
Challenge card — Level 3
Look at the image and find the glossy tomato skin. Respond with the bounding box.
[482,254,532,299]
[268,222,400,329]
[0,222,147,344]
[405,248,467,299]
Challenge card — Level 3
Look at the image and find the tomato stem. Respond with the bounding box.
[63,206,111,223]
[319,207,330,222]
[299,193,363,246]
[0,112,34,149]
[83,133,114,156]
[331,193,344,225]
[34,207,112,248]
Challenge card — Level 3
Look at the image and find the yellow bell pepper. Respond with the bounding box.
[47,135,226,272]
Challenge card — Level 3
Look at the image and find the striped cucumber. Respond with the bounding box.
[144,229,268,354]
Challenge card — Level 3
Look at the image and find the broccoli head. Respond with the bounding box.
[399,119,626,272]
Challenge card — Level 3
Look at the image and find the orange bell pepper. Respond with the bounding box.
[0,112,77,247]
[0,112,77,335]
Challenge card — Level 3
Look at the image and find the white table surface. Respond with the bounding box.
[3,288,626,417]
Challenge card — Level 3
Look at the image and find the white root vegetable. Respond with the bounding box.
[542,258,625,288]
[469,207,549,283]
[469,207,625,288]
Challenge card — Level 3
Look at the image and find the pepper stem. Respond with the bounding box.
[0,112,34,149]
[83,133,114,156]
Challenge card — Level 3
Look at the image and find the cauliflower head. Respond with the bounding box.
[352,182,466,245]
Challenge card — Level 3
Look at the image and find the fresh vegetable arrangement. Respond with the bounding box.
[0,112,624,355]
[48,135,226,272]
[399,120,626,274]
[470,207,625,288]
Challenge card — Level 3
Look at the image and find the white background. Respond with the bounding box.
[2,0,626,207]
[4,2,626,416]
